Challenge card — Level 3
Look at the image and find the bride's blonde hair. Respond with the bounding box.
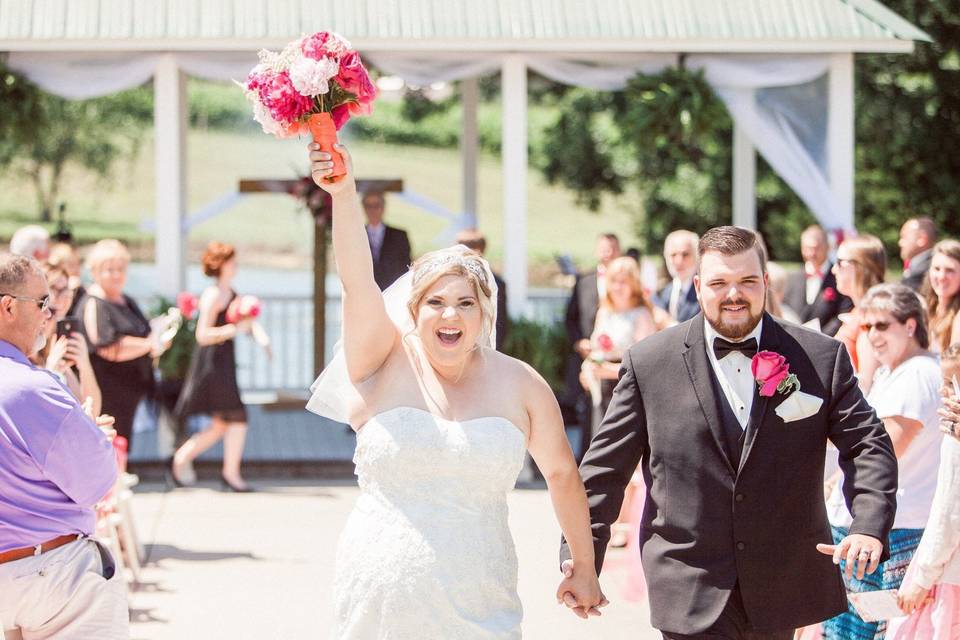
[406,245,496,346]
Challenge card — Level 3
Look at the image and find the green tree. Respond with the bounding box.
[536,4,960,262]
[0,61,151,221]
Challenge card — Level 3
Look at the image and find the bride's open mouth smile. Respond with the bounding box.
[436,327,463,347]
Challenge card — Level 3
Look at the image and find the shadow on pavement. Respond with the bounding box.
[145,543,260,564]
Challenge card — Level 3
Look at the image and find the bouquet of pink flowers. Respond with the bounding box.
[226,295,262,325]
[239,31,376,182]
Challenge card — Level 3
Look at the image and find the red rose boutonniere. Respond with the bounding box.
[822,287,837,302]
[751,351,801,398]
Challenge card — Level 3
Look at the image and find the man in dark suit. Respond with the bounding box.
[783,225,852,336]
[455,229,509,351]
[899,217,937,292]
[362,190,412,290]
[564,233,621,460]
[560,226,897,638]
[653,229,701,323]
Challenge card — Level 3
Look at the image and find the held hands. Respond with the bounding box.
[47,334,94,373]
[816,533,883,581]
[308,143,355,196]
[557,559,608,619]
[897,580,934,614]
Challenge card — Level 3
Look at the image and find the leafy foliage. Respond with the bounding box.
[501,317,568,393]
[150,297,198,381]
[536,5,960,262]
[0,60,151,220]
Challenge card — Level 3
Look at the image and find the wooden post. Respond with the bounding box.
[313,196,331,378]
[238,178,402,377]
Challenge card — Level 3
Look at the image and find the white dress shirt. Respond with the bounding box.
[669,278,693,320]
[805,260,830,306]
[366,223,385,262]
[704,318,765,429]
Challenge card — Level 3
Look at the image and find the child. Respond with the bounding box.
[888,343,960,639]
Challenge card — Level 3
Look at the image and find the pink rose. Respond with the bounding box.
[335,51,377,103]
[751,351,790,397]
[823,287,837,302]
[226,295,262,324]
[176,292,198,319]
[597,334,614,352]
[331,104,351,130]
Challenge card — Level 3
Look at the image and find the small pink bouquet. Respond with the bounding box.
[176,292,198,320]
[239,31,377,182]
[226,295,262,324]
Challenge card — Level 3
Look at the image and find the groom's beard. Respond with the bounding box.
[705,294,765,341]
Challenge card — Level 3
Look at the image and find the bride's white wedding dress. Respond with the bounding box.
[333,406,528,639]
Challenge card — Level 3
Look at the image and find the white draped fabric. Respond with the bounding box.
[6,49,850,231]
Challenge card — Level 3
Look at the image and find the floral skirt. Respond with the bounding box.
[823,526,924,640]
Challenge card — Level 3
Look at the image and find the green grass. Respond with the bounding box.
[0,128,641,280]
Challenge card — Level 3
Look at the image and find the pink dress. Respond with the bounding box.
[887,435,960,639]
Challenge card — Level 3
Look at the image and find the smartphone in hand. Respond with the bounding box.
[56,316,78,339]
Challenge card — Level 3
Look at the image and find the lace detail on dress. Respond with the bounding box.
[333,406,527,639]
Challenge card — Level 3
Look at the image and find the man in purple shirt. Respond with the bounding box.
[0,254,127,638]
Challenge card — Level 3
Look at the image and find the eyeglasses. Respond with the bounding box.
[0,293,51,313]
[859,320,899,333]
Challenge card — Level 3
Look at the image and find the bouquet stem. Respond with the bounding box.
[307,112,346,183]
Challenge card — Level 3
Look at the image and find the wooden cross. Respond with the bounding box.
[238,177,403,378]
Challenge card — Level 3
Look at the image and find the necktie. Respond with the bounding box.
[713,336,758,360]
[368,228,382,262]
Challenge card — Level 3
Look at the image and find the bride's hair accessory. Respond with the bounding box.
[411,249,490,291]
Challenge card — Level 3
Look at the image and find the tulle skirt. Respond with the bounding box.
[886,559,960,640]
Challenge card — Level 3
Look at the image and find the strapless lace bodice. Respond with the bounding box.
[333,406,527,639]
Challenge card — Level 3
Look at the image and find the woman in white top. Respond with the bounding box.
[824,283,943,639]
[888,343,960,639]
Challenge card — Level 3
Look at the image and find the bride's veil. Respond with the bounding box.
[306,246,499,425]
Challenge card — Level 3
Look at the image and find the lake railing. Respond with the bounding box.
[234,288,569,392]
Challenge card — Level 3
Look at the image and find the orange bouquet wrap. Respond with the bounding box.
[307,113,346,183]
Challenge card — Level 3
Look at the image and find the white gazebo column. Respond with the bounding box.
[501,56,528,318]
[154,54,187,297]
[461,77,479,229]
[828,52,855,231]
[732,113,757,230]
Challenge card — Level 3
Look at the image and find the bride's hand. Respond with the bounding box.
[557,559,608,618]
[308,143,356,197]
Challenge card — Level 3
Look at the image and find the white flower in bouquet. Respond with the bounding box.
[289,56,340,97]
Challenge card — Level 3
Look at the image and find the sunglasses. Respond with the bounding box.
[0,293,51,313]
[859,320,899,333]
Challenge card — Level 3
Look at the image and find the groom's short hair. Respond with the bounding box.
[697,226,767,274]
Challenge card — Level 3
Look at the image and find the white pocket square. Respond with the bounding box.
[775,390,823,423]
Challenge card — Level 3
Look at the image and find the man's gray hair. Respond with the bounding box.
[10,225,50,258]
[0,253,43,292]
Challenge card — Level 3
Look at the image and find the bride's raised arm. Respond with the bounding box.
[309,143,398,382]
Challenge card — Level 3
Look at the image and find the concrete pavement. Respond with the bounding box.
[128,480,660,639]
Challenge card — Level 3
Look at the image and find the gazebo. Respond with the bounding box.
[1,0,930,315]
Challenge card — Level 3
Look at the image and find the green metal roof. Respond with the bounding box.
[0,0,930,52]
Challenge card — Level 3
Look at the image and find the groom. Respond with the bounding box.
[560,226,898,638]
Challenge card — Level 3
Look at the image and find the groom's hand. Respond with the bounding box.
[557,560,609,618]
[816,534,882,580]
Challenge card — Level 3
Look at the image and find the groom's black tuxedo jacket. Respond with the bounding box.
[561,313,897,635]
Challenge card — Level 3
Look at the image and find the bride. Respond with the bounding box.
[305,143,605,638]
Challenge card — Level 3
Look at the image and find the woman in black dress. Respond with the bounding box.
[172,242,269,492]
[79,239,160,448]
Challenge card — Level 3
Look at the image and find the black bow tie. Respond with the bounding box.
[713,337,758,360]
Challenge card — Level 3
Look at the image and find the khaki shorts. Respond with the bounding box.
[0,538,128,639]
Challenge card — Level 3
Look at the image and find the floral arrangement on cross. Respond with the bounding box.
[238,31,377,183]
